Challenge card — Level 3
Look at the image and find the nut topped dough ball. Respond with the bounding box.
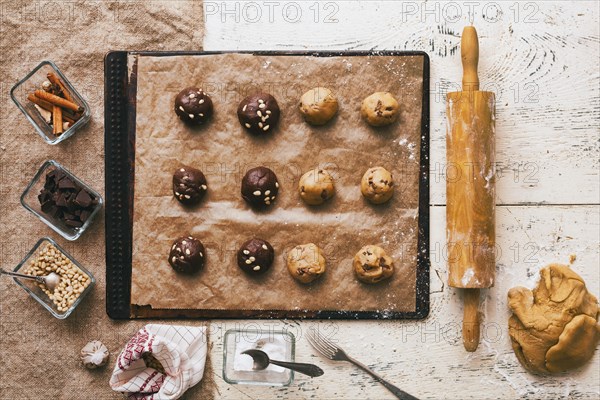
[168,236,205,273]
[287,243,326,284]
[298,168,335,205]
[174,87,213,125]
[237,93,280,134]
[237,238,275,274]
[299,87,339,125]
[241,166,279,209]
[353,245,395,284]
[173,166,208,206]
[361,166,394,204]
[360,92,399,127]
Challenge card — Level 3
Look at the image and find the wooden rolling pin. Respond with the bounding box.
[446,25,496,352]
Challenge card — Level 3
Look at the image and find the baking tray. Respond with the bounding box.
[104,50,430,320]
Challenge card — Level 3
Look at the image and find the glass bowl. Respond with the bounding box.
[10,60,90,145]
[21,160,103,241]
[223,329,295,386]
[13,237,95,319]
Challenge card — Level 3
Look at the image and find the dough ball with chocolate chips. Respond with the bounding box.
[174,87,213,125]
[237,93,280,134]
[241,166,279,209]
[353,245,394,284]
[237,238,275,275]
[287,243,326,284]
[172,166,208,206]
[299,87,339,125]
[361,166,394,204]
[360,92,399,127]
[168,236,205,273]
[298,168,335,206]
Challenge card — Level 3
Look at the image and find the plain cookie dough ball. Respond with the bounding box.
[168,236,205,273]
[360,92,399,127]
[299,87,339,125]
[174,87,213,125]
[287,243,326,284]
[361,167,394,204]
[237,93,280,134]
[508,264,600,374]
[172,166,208,206]
[241,166,279,209]
[298,168,335,205]
[353,245,395,284]
[237,238,275,275]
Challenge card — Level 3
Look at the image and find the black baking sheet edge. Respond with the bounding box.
[104,50,430,320]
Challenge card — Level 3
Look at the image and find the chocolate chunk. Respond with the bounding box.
[58,177,76,190]
[37,167,98,230]
[75,189,92,208]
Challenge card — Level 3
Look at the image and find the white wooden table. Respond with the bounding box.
[202,2,600,398]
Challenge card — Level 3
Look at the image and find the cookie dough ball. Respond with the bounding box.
[298,168,335,205]
[241,166,279,209]
[237,93,280,134]
[508,264,600,374]
[361,167,394,204]
[168,236,205,273]
[360,92,399,127]
[237,238,274,274]
[174,87,213,125]
[173,166,208,206]
[353,245,394,284]
[287,243,326,284]
[299,87,339,125]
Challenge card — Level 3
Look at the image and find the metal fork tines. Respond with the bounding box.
[307,328,419,400]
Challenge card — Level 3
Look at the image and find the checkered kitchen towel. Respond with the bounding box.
[110,324,208,400]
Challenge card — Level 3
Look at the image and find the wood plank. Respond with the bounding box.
[204,1,600,205]
[209,205,600,399]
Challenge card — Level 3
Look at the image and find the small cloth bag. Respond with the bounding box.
[110,324,207,400]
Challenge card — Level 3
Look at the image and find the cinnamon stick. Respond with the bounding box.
[34,90,82,113]
[47,72,73,102]
[52,106,63,135]
[27,94,79,122]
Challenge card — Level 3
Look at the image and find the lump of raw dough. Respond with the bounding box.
[360,92,399,127]
[298,168,335,205]
[361,166,394,204]
[353,245,394,284]
[286,243,326,284]
[508,264,600,374]
[299,87,339,125]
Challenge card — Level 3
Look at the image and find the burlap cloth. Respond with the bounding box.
[0,1,216,399]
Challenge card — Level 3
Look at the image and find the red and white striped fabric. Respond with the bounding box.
[110,324,208,400]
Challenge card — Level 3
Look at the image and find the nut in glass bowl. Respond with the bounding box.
[13,237,95,319]
[10,60,90,145]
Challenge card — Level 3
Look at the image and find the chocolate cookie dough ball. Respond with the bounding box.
[174,87,213,125]
[173,166,208,206]
[237,238,274,274]
[360,92,399,127]
[168,236,205,273]
[299,87,338,125]
[361,166,394,204]
[241,166,279,209]
[237,93,280,134]
[353,245,394,284]
[298,168,335,205]
[287,243,326,284]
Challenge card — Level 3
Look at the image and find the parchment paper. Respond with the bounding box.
[131,53,424,314]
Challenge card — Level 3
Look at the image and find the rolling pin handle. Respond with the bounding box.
[461,26,480,92]
[463,289,481,352]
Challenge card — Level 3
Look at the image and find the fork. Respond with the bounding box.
[307,328,419,400]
